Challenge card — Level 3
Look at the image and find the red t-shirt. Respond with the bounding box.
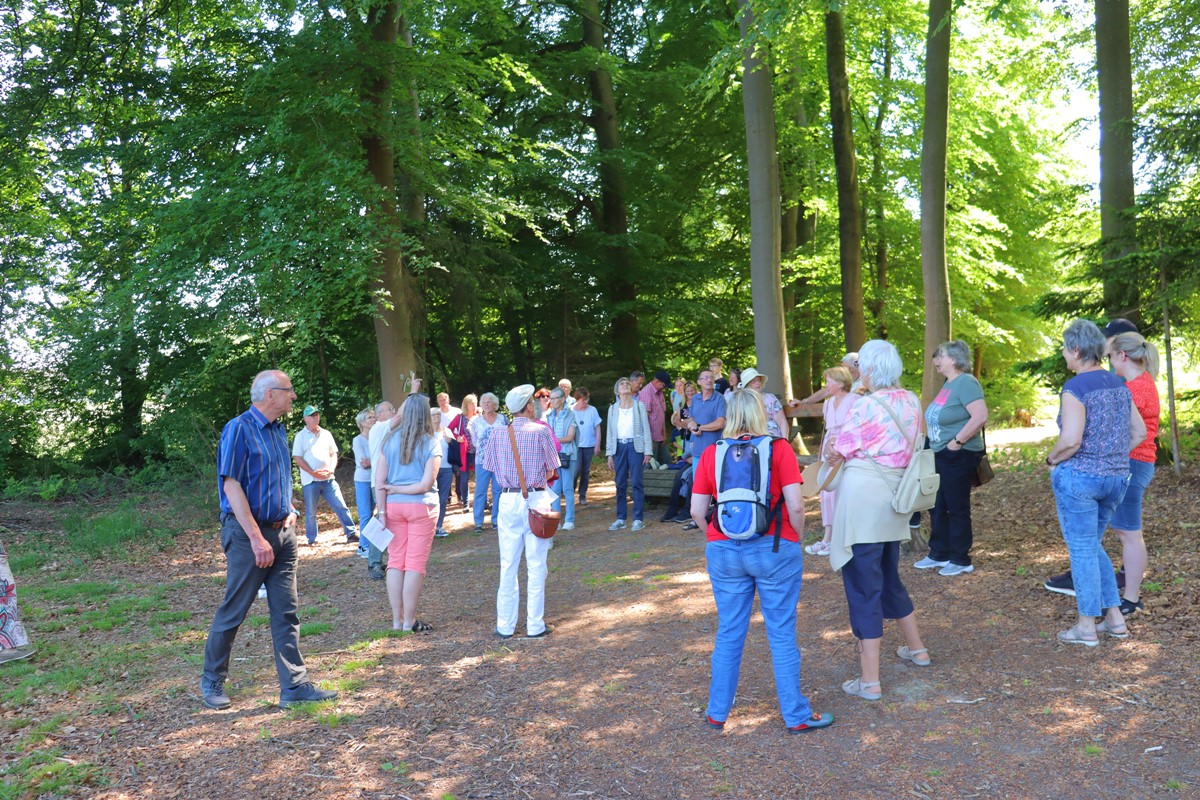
[692,437,802,543]
[1127,371,1159,464]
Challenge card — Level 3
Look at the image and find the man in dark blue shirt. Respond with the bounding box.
[200,369,338,710]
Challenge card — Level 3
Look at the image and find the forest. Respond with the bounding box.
[2,0,1198,481]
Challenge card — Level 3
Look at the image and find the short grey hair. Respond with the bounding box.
[934,340,972,373]
[355,408,373,426]
[478,392,499,410]
[374,400,395,416]
[550,387,566,400]
[857,340,903,389]
[614,377,631,396]
[1062,319,1106,366]
[250,370,282,402]
[842,352,858,366]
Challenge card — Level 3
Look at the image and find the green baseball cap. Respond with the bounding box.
[302,405,320,416]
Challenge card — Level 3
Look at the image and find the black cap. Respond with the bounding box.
[654,370,671,384]
[1102,319,1139,338]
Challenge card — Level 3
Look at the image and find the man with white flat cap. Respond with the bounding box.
[478,384,560,639]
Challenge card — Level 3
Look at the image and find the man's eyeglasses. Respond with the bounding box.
[269,386,295,393]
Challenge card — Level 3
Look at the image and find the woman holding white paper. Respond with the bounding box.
[375,393,441,633]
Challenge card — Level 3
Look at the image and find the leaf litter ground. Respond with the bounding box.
[2,452,1199,799]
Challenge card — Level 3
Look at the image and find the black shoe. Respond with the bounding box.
[493,628,513,640]
[703,715,725,733]
[659,512,677,523]
[525,626,553,639]
[1118,597,1144,616]
[671,514,692,523]
[279,682,338,708]
[200,678,231,710]
[368,564,385,580]
[1044,570,1075,597]
[346,531,360,543]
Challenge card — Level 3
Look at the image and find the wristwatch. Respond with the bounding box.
[1045,456,1054,466]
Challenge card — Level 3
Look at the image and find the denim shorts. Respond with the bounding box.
[1109,459,1155,531]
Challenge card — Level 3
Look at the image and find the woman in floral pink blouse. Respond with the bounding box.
[823,339,929,701]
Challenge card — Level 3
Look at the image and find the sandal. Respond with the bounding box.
[1056,624,1099,647]
[896,645,931,666]
[1095,619,1129,639]
[841,677,882,701]
[409,620,434,634]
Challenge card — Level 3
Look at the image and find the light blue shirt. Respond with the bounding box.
[574,405,601,448]
[382,434,440,504]
[548,407,578,456]
[689,391,727,460]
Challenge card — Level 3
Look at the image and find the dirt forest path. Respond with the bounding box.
[3,456,1199,799]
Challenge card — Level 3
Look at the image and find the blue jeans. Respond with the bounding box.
[613,441,645,522]
[474,466,501,527]
[551,455,576,524]
[705,537,813,727]
[575,446,596,502]
[353,480,374,527]
[436,469,452,530]
[1051,464,1129,617]
[301,479,358,543]
[1110,459,1154,531]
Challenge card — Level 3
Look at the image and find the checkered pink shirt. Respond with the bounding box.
[478,416,560,489]
[637,383,667,442]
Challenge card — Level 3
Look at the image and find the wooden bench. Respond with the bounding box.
[643,453,819,499]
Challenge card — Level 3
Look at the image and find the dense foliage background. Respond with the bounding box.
[1,0,1197,484]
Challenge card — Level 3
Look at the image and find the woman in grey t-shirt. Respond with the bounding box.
[913,340,989,577]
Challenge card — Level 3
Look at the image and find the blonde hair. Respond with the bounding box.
[382,393,435,463]
[722,388,769,438]
[461,393,478,415]
[1110,332,1160,379]
[823,366,853,393]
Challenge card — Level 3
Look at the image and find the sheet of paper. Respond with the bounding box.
[360,516,393,551]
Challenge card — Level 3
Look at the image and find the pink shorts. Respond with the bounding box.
[384,502,438,574]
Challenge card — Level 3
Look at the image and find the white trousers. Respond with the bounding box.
[496,490,552,636]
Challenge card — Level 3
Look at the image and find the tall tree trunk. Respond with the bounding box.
[582,0,640,368]
[739,0,792,400]
[1095,0,1139,325]
[781,86,818,398]
[364,3,419,402]
[825,10,868,353]
[867,27,893,339]
[920,0,952,403]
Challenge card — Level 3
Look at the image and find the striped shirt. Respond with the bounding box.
[217,406,296,522]
[478,416,559,490]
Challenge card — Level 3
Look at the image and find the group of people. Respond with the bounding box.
[3,319,1161,737]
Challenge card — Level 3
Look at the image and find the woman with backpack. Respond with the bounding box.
[689,388,834,734]
[822,339,930,701]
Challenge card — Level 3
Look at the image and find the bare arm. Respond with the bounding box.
[690,491,711,530]
[946,398,989,451]
[384,453,440,496]
[782,483,804,537]
[1129,398,1147,452]
[1046,393,1085,465]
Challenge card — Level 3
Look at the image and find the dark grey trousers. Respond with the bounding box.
[202,513,307,689]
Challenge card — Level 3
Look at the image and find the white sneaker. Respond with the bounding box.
[356,544,369,559]
[630,520,645,531]
[913,557,950,570]
[609,520,626,531]
[938,563,975,576]
[257,585,267,599]
[561,522,575,531]
[804,541,830,556]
